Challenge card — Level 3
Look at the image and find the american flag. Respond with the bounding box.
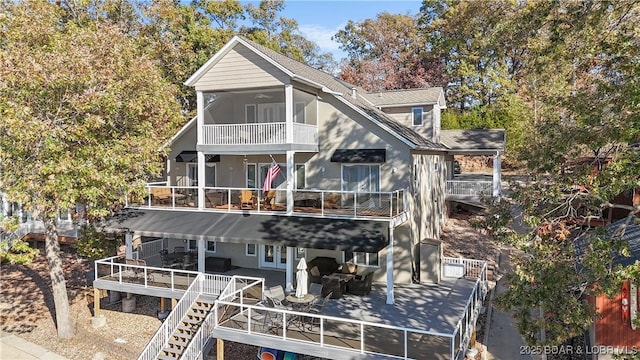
[262,163,281,192]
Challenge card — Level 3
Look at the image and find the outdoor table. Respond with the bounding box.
[286,293,315,311]
[285,293,315,330]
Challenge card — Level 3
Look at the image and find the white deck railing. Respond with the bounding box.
[442,257,488,359]
[94,256,200,291]
[202,122,318,146]
[446,180,492,197]
[127,186,408,221]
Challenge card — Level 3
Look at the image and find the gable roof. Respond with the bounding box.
[185,36,445,151]
[364,88,446,108]
[440,129,506,152]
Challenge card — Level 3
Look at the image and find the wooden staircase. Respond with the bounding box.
[157,295,215,360]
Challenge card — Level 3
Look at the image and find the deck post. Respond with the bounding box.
[172,298,178,309]
[160,297,166,312]
[286,150,295,215]
[386,226,395,305]
[492,151,501,198]
[93,287,101,316]
[124,232,133,259]
[216,338,224,360]
[198,238,205,273]
[197,151,205,209]
[285,246,294,292]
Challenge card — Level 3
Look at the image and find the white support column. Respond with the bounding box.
[125,232,133,259]
[285,246,294,292]
[198,239,206,273]
[197,91,205,209]
[285,84,293,144]
[197,152,205,208]
[386,227,395,305]
[492,151,502,198]
[286,150,295,214]
[196,91,204,144]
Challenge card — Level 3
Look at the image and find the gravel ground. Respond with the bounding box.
[0,213,495,359]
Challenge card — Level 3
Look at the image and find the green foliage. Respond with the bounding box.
[73,225,120,260]
[0,239,39,265]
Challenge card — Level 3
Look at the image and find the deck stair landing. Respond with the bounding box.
[158,295,215,360]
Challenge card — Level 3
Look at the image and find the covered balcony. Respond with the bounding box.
[198,87,318,153]
[126,185,407,222]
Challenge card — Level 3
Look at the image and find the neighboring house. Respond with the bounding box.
[576,217,640,354]
[4,36,504,359]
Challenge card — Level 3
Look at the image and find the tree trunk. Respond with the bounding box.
[44,216,74,338]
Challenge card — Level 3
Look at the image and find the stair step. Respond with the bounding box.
[168,338,189,348]
[191,304,211,312]
[162,346,183,356]
[158,355,179,360]
[197,294,217,303]
[186,311,206,319]
[181,317,203,326]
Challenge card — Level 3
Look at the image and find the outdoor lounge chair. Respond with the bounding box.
[321,276,343,299]
[239,190,256,209]
[261,190,276,210]
[347,271,374,296]
[264,285,290,307]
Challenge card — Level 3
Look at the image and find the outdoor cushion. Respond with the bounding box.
[310,266,320,277]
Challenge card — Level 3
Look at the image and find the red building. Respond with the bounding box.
[583,218,640,351]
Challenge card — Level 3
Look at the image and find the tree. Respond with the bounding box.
[0,0,182,338]
[334,12,446,91]
[480,0,640,346]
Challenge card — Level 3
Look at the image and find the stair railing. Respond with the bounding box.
[137,274,233,360]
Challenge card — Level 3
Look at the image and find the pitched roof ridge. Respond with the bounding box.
[368,87,443,95]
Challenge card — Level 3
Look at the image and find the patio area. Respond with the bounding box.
[211,268,478,359]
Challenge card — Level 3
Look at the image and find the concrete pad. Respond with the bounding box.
[0,332,68,360]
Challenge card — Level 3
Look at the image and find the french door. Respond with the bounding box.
[341,164,381,205]
[260,245,287,269]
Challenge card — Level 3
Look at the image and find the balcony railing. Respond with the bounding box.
[202,122,317,146]
[445,180,492,197]
[127,186,407,221]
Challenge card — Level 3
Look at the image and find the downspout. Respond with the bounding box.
[386,223,395,305]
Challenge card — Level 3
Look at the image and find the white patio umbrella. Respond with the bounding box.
[295,257,308,298]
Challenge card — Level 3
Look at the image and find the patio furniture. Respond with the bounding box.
[239,190,256,209]
[347,271,374,296]
[264,285,290,307]
[205,256,232,272]
[307,292,332,329]
[309,283,323,301]
[173,246,185,255]
[262,190,276,210]
[321,276,343,299]
[307,256,339,283]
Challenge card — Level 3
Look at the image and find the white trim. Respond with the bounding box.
[185,36,294,87]
[245,243,257,257]
[333,96,424,150]
[165,116,196,148]
[205,240,216,253]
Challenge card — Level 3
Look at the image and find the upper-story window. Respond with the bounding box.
[245,104,256,123]
[412,107,423,126]
[294,102,306,123]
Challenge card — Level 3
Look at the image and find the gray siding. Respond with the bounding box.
[194,44,289,91]
[381,105,436,142]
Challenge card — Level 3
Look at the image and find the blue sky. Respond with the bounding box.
[246,1,423,60]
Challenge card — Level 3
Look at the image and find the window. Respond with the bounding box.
[295,248,305,260]
[345,251,379,267]
[205,164,216,187]
[246,244,256,256]
[206,240,216,253]
[245,104,256,123]
[247,163,257,188]
[294,102,306,123]
[187,240,197,251]
[187,163,198,187]
[58,209,71,222]
[341,164,380,192]
[295,164,306,189]
[412,107,423,126]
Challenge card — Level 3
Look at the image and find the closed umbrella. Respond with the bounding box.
[295,257,308,298]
